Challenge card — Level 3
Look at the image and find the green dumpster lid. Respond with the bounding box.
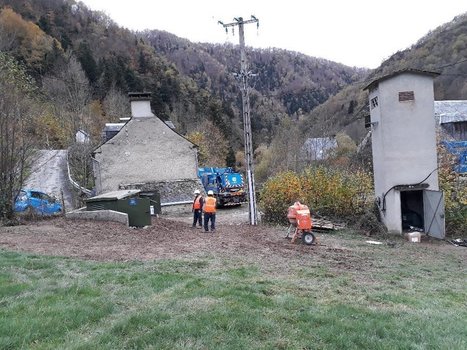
[86,190,141,202]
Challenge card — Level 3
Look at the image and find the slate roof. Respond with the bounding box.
[434,100,467,124]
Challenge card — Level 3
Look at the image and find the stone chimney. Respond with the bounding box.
[128,92,155,118]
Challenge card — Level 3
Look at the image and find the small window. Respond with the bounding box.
[399,91,414,102]
[370,96,378,109]
[364,114,371,128]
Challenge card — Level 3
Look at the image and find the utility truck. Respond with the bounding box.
[197,167,247,207]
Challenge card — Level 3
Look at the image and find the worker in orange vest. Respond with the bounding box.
[192,189,204,228]
[203,190,217,232]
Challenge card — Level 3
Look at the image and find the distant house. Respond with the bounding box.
[302,137,337,161]
[434,100,467,140]
[75,129,90,143]
[92,92,201,204]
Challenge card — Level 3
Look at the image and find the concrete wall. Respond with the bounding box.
[66,208,129,226]
[93,116,199,200]
[369,72,439,233]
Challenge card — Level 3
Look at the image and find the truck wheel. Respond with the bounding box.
[302,231,316,245]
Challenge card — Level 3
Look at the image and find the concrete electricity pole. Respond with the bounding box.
[218,16,259,225]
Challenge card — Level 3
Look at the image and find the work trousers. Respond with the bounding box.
[204,212,216,232]
[192,209,202,227]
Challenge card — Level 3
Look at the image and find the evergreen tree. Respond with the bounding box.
[77,41,98,84]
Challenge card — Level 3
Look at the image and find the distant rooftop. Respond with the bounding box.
[104,123,126,132]
[87,189,141,202]
[435,100,467,123]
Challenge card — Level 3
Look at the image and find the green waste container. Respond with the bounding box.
[139,191,161,215]
[86,190,151,227]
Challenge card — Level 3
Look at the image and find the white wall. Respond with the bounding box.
[130,100,154,118]
[370,72,439,233]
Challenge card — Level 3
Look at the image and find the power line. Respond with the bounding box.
[436,57,467,70]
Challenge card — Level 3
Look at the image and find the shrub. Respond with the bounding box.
[259,171,302,224]
[300,167,373,218]
[259,166,373,225]
[438,146,467,236]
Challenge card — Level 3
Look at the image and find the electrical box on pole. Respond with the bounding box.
[218,16,259,225]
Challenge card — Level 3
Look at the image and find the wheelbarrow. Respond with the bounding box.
[286,202,316,245]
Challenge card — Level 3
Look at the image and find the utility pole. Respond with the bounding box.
[218,16,259,225]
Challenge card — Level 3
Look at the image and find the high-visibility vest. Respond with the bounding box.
[204,196,216,213]
[193,195,202,210]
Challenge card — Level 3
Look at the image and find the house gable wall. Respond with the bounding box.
[94,117,198,196]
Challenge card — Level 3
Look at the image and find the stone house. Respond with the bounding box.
[364,69,445,238]
[92,92,202,204]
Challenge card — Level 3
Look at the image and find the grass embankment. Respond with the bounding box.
[1,233,466,349]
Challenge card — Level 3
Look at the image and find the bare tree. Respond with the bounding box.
[102,85,130,121]
[199,120,229,166]
[268,117,304,173]
[42,52,96,195]
[42,51,91,144]
[0,18,18,51]
[0,53,41,221]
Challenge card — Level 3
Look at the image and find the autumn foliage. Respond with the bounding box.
[259,166,373,225]
[438,145,467,236]
[0,7,57,72]
[186,120,229,167]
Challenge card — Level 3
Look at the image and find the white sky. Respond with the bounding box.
[79,0,467,68]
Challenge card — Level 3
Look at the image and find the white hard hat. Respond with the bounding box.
[194,189,200,194]
[207,190,214,195]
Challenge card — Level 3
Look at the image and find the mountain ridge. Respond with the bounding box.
[1,0,466,166]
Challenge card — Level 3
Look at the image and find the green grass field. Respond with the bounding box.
[1,232,466,349]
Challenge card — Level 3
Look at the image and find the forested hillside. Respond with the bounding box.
[1,0,467,186]
[142,13,467,179]
[0,0,365,157]
[0,0,229,149]
[143,30,367,145]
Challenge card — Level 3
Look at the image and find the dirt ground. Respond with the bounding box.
[0,206,339,264]
[0,205,462,269]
